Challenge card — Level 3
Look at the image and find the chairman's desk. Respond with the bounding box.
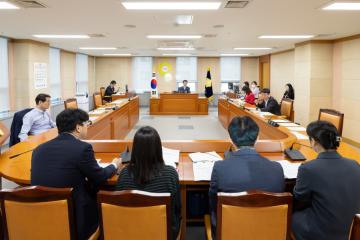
[1,96,360,240]
[150,93,208,115]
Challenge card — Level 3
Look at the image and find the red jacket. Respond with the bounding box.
[244,93,255,105]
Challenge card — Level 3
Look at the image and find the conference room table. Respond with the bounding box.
[1,96,360,239]
[150,93,209,115]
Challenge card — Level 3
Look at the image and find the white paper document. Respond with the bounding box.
[162,147,180,168]
[258,112,274,116]
[286,126,307,131]
[273,119,290,123]
[276,160,301,179]
[96,159,112,168]
[193,161,215,181]
[291,131,308,140]
[278,122,300,127]
[89,109,106,115]
[189,152,223,163]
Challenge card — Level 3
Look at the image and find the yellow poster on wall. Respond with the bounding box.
[158,62,173,76]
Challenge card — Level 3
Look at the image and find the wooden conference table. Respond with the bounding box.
[1,96,360,239]
[150,93,208,115]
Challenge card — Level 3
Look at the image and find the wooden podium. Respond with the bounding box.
[150,93,208,115]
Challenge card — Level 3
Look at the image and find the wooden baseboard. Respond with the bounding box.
[343,137,360,148]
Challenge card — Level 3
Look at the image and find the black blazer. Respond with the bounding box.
[9,108,33,146]
[104,85,117,102]
[209,148,285,238]
[292,151,360,240]
[31,133,116,240]
[256,96,281,115]
[178,86,190,93]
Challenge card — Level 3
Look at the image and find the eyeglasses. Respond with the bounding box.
[81,120,92,126]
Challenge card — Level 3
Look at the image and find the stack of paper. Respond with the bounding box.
[286,126,307,131]
[189,152,222,181]
[96,159,112,168]
[291,131,308,140]
[90,109,106,115]
[278,122,300,127]
[193,161,215,181]
[89,116,98,122]
[273,119,290,123]
[162,147,180,168]
[189,152,222,162]
[276,160,302,179]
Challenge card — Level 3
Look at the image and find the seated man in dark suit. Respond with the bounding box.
[255,88,281,115]
[292,121,360,240]
[178,80,191,93]
[209,116,285,238]
[104,80,119,102]
[31,108,121,240]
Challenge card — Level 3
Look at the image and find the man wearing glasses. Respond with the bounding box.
[31,108,122,240]
[19,93,56,141]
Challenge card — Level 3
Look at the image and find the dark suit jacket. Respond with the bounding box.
[104,85,116,102]
[209,148,285,238]
[292,151,360,240]
[256,96,281,115]
[178,86,190,93]
[31,133,116,240]
[9,108,33,146]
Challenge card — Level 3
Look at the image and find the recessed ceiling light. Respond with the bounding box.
[176,15,194,25]
[122,2,221,10]
[234,47,272,50]
[33,34,90,39]
[323,2,360,10]
[259,35,314,39]
[157,47,195,51]
[162,53,192,56]
[0,2,19,9]
[79,47,117,50]
[221,53,249,56]
[147,35,202,39]
[103,53,132,56]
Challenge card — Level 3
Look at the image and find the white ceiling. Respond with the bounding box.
[1,0,360,56]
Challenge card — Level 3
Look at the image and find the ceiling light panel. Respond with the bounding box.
[176,15,193,24]
[259,35,314,39]
[234,47,272,50]
[323,2,360,10]
[79,47,117,50]
[147,35,202,39]
[122,2,221,10]
[33,34,90,39]
[0,2,19,9]
[157,47,195,51]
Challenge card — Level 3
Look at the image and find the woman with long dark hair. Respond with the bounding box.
[282,83,295,100]
[242,85,255,105]
[116,126,181,239]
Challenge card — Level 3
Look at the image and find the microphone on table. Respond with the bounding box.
[9,149,34,159]
[284,142,310,161]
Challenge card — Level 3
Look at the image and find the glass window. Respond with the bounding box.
[76,53,88,94]
[132,57,153,93]
[220,57,241,83]
[49,48,61,101]
[176,57,197,91]
[0,38,9,112]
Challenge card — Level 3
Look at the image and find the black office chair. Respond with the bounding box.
[9,108,33,146]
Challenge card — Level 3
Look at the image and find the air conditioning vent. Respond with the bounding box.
[224,0,249,8]
[204,34,217,38]
[88,34,106,38]
[12,0,46,8]
[159,41,192,48]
